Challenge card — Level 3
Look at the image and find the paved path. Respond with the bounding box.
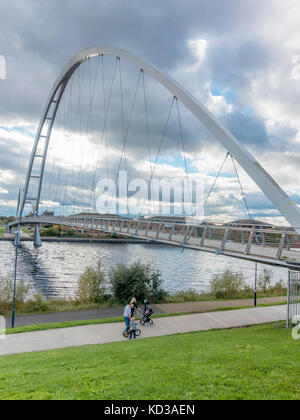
[0,305,287,356]
[6,296,286,328]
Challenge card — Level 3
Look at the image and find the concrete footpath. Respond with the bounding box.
[0,305,287,356]
[6,296,286,327]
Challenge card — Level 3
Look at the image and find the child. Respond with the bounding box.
[129,317,137,340]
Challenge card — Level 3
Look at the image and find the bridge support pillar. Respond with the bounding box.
[34,224,42,247]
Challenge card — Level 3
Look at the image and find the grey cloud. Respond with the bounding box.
[222,111,269,147]
[0,0,299,221]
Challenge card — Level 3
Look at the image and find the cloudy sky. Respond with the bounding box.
[1,0,300,225]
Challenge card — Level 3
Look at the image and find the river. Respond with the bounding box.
[0,241,288,299]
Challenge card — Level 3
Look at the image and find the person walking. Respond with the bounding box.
[130,297,138,317]
[124,302,133,332]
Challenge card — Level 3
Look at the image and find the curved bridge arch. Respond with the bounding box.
[19,46,300,229]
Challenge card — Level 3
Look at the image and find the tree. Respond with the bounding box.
[77,261,106,303]
[110,261,165,304]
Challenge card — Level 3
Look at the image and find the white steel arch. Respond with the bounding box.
[19,46,300,229]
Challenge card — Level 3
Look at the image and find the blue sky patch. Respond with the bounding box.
[211,84,234,104]
[0,125,34,137]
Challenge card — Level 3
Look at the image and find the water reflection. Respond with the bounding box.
[0,241,288,299]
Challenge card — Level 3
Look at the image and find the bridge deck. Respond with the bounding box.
[7,216,300,270]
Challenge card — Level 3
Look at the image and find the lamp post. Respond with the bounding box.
[254,262,258,307]
[286,270,291,329]
[12,227,20,329]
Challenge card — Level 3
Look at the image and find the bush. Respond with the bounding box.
[110,261,166,304]
[0,277,30,312]
[24,294,51,313]
[258,268,272,293]
[164,289,207,303]
[0,277,30,304]
[77,261,106,303]
[210,269,246,299]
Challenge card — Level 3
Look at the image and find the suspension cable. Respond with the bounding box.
[180,152,230,252]
[89,56,118,210]
[62,71,75,215]
[108,67,143,214]
[139,96,176,217]
[118,57,127,171]
[175,97,191,216]
[230,154,252,221]
[142,70,152,177]
[71,62,86,214]
[198,152,230,218]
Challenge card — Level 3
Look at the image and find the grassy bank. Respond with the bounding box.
[0,266,287,317]
[4,301,286,335]
[0,227,4,237]
[0,322,298,400]
[0,289,287,317]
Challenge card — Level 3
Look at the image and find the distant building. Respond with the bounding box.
[140,215,187,226]
[227,219,274,229]
[42,210,54,217]
[227,219,274,245]
[71,212,127,219]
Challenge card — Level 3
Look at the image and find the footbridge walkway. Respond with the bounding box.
[7,215,300,270]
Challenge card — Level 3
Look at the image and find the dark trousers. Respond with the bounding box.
[129,330,136,339]
[124,316,130,331]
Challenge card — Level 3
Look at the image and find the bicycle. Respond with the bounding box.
[123,326,141,338]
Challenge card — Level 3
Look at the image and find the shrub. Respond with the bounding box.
[110,261,165,304]
[0,277,30,304]
[77,261,106,303]
[210,269,246,299]
[257,268,272,293]
[271,280,287,295]
[0,276,30,312]
[164,289,207,303]
[24,294,51,313]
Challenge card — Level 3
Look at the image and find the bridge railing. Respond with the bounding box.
[7,215,300,261]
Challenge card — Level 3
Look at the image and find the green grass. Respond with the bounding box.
[6,317,125,335]
[0,322,299,400]
[0,294,286,318]
[0,227,4,237]
[5,302,287,335]
[0,298,121,317]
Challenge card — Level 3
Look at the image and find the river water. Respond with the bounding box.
[0,241,288,299]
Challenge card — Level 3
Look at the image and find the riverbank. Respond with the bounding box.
[4,296,286,328]
[0,286,288,317]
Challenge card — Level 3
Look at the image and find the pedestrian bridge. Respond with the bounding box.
[11,46,300,273]
[7,215,300,270]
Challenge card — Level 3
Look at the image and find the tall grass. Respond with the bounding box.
[0,267,287,316]
[0,277,30,313]
[77,261,106,303]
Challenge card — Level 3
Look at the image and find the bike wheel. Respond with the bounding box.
[123,329,129,338]
[135,329,141,337]
[149,319,154,326]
